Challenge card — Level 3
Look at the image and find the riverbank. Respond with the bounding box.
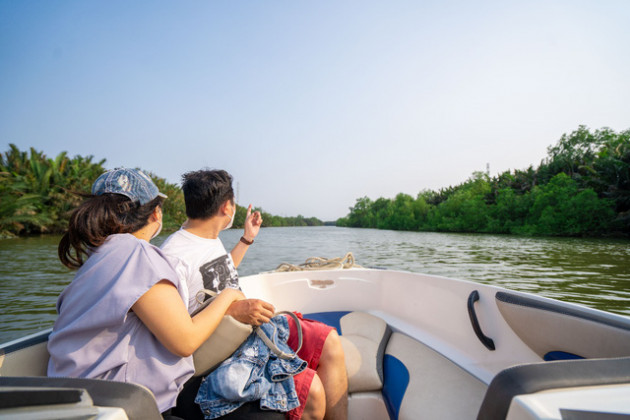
[0,145,324,238]
[337,126,630,237]
[3,125,629,239]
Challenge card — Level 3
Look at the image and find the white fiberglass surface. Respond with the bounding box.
[240,269,542,383]
[508,384,630,420]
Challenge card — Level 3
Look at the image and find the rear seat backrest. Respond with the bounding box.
[338,311,392,393]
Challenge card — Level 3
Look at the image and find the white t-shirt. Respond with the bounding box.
[160,228,240,313]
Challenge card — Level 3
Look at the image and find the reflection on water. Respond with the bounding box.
[1,227,629,343]
[0,235,74,343]
[224,228,630,317]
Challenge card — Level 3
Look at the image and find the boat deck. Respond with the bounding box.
[2,268,630,419]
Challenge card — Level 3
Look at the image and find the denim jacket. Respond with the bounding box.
[195,315,307,419]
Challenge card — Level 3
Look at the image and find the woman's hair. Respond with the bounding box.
[59,194,164,269]
[181,169,234,220]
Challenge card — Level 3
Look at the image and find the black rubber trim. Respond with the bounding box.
[476,357,630,420]
[0,388,84,409]
[376,324,393,384]
[0,329,51,354]
[496,291,630,332]
[560,408,630,419]
[0,377,162,420]
[467,290,495,351]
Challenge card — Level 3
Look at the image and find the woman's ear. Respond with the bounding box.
[151,206,162,222]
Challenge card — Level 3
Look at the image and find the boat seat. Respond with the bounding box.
[309,311,488,419]
[306,311,393,419]
[383,332,487,420]
[338,311,392,393]
[0,376,162,420]
[339,312,393,420]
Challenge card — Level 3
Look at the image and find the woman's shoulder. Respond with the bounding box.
[98,234,182,289]
[98,234,172,268]
[102,233,140,247]
[104,233,158,251]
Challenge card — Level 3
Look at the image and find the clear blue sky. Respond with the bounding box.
[1,1,629,221]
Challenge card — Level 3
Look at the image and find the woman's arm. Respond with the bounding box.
[131,281,244,357]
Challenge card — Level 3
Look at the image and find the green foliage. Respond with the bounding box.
[143,170,187,231]
[232,207,323,229]
[0,145,323,237]
[428,172,492,232]
[338,126,627,237]
[520,173,614,235]
[0,144,106,236]
[486,188,532,234]
[388,194,417,231]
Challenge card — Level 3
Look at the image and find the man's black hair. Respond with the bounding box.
[181,169,234,219]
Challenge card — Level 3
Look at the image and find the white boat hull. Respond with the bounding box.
[2,268,630,419]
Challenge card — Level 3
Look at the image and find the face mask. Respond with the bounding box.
[151,209,163,240]
[223,203,236,230]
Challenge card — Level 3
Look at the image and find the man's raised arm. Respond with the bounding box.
[230,204,262,268]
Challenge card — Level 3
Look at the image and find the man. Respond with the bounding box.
[161,169,348,420]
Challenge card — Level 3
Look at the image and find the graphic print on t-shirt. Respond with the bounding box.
[199,255,239,293]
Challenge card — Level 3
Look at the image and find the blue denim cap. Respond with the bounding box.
[91,168,167,205]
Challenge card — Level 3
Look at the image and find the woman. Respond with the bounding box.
[47,168,247,416]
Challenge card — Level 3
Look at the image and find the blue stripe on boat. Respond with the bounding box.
[383,354,409,420]
[302,311,351,335]
[544,351,584,361]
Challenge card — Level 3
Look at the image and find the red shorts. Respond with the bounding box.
[285,313,334,420]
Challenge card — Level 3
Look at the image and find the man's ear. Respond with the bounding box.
[220,200,232,216]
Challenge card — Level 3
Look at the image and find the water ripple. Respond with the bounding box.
[1,228,629,343]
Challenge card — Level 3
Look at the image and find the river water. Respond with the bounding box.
[1,227,629,343]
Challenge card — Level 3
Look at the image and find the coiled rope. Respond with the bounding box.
[274,252,361,272]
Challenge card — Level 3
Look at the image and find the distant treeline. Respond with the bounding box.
[337,126,630,237]
[0,145,323,238]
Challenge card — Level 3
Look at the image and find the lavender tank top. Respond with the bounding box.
[47,233,194,412]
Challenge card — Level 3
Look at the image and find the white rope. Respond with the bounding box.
[273,252,361,272]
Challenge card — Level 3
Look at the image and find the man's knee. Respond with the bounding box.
[321,330,345,365]
[303,374,326,420]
